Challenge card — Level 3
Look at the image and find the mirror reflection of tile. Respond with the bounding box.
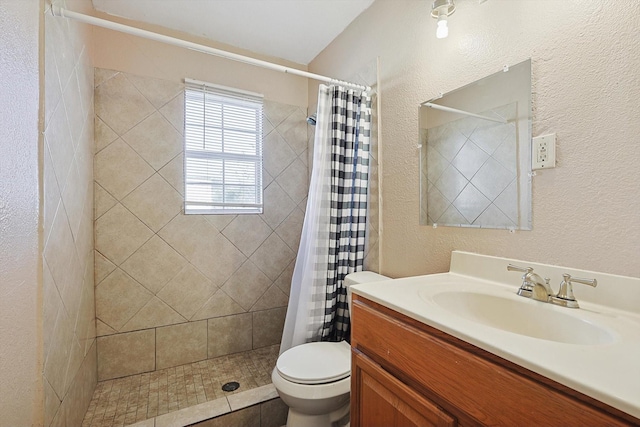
[422,102,518,228]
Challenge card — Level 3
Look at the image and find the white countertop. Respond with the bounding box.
[351,251,640,419]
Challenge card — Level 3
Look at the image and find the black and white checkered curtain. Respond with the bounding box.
[320,86,372,342]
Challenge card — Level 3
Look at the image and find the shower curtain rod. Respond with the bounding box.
[49,4,371,92]
[422,102,508,124]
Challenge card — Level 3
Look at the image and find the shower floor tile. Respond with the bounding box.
[82,345,280,427]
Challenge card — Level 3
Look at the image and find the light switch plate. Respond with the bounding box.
[532,133,556,170]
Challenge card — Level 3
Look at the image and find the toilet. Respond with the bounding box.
[272,271,389,427]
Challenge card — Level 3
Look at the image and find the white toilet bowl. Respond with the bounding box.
[273,271,389,427]
[272,341,351,427]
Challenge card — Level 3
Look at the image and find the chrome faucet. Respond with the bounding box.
[507,265,598,308]
[550,273,597,308]
[507,264,553,302]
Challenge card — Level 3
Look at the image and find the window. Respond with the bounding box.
[184,79,264,214]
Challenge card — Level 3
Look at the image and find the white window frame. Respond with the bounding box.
[183,78,264,215]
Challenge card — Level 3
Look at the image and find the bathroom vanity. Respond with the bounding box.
[350,252,640,426]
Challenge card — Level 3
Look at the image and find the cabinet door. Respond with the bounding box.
[352,351,456,427]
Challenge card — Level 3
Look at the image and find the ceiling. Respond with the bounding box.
[91,0,375,65]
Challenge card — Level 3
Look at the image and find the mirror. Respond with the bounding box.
[419,59,532,230]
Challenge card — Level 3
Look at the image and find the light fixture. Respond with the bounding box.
[431,0,455,39]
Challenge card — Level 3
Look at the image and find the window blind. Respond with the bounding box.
[184,80,264,214]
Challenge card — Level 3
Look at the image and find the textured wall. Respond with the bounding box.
[93,69,308,380]
[310,0,640,279]
[42,0,97,425]
[90,12,308,108]
[0,0,42,425]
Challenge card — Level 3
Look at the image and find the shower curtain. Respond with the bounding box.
[280,84,372,353]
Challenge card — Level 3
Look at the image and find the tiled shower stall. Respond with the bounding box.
[93,68,309,375]
[43,5,379,422]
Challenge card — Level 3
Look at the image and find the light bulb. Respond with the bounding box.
[436,17,448,39]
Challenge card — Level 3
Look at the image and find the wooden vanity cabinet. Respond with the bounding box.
[350,295,639,427]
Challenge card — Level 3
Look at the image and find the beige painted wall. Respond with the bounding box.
[0,0,42,425]
[309,0,640,279]
[90,11,309,108]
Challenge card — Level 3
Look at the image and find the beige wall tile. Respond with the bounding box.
[273,260,294,296]
[277,108,308,155]
[95,116,118,153]
[44,377,61,427]
[94,183,117,220]
[160,214,246,285]
[260,182,296,229]
[275,158,308,205]
[43,10,96,426]
[120,297,186,332]
[94,138,155,201]
[62,345,98,426]
[96,319,116,337]
[94,250,116,285]
[44,203,76,296]
[122,173,182,231]
[250,234,294,281]
[252,308,286,349]
[97,329,155,381]
[126,73,183,109]
[160,92,185,135]
[45,101,74,189]
[76,269,97,355]
[95,268,153,331]
[158,153,184,196]
[221,215,272,257]
[94,68,118,87]
[43,145,61,240]
[191,289,245,321]
[250,285,288,312]
[263,131,295,178]
[122,111,183,170]
[95,203,154,265]
[62,69,85,147]
[275,208,304,251]
[44,303,75,398]
[157,264,217,320]
[263,100,297,129]
[208,313,252,358]
[203,214,235,232]
[156,320,207,370]
[43,260,62,362]
[95,72,155,135]
[221,260,271,311]
[120,235,187,294]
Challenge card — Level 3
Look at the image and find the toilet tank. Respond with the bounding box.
[344,271,389,314]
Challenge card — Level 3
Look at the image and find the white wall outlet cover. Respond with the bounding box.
[532,133,556,170]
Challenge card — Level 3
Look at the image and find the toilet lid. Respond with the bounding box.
[276,341,351,385]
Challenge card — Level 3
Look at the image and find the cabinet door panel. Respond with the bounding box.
[354,351,456,427]
[351,297,635,426]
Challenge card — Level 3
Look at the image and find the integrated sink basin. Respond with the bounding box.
[428,290,615,345]
[350,251,640,419]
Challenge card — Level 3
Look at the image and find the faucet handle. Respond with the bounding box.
[507,264,535,297]
[507,264,533,274]
[551,273,597,309]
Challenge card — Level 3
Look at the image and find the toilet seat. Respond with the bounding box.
[276,341,351,385]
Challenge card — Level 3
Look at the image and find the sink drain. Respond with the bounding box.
[222,381,240,392]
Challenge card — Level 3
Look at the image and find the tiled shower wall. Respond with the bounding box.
[421,103,518,228]
[43,2,97,425]
[93,69,309,381]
